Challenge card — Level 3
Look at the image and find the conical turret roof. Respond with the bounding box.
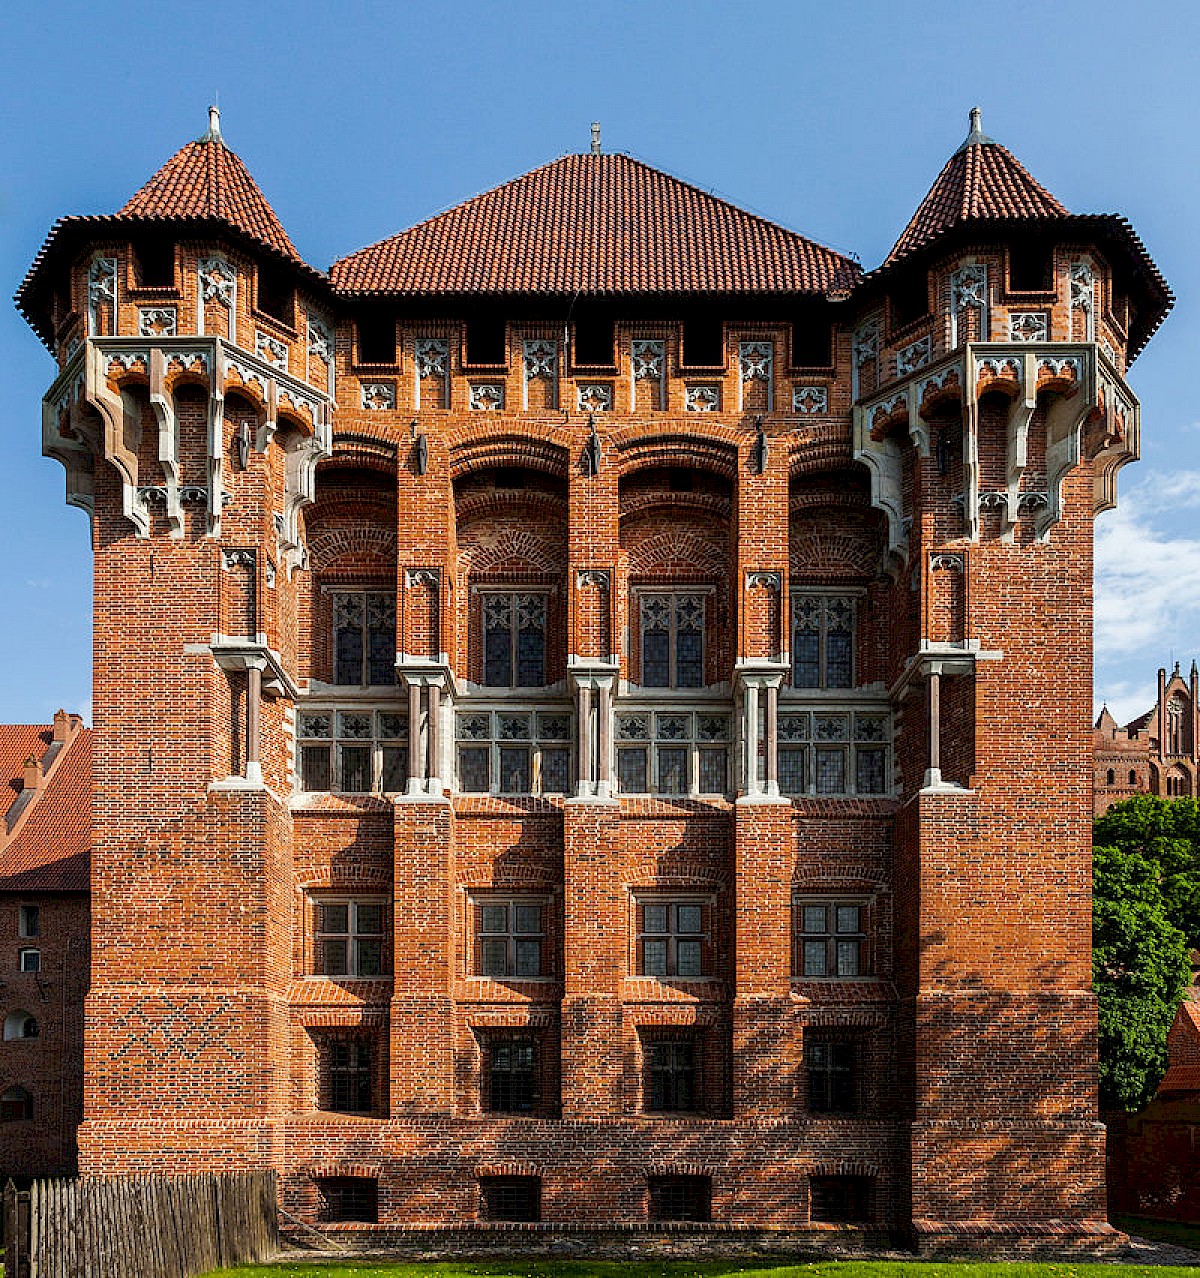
[116,107,300,261]
[885,109,1069,266]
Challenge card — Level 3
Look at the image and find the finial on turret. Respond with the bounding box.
[590,122,602,155]
[956,106,994,153]
[202,104,222,143]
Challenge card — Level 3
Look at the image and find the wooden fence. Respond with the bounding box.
[3,1171,278,1278]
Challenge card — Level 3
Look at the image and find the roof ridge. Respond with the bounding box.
[333,150,857,272]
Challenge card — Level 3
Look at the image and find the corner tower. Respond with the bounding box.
[18,108,335,1173]
[852,108,1171,1252]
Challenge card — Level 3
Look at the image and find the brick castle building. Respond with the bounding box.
[12,106,1172,1250]
[1094,662,1199,814]
[0,712,90,1180]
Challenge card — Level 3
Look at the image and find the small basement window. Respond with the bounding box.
[315,1176,378,1223]
[356,313,397,365]
[480,1175,541,1222]
[647,1175,711,1221]
[810,1174,874,1223]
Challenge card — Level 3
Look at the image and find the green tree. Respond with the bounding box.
[1093,834,1191,1111]
[1094,796,1200,948]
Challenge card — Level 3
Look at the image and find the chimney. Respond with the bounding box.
[52,708,78,743]
[22,755,42,792]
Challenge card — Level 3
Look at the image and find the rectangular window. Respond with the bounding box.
[485,1032,538,1113]
[810,1175,874,1223]
[321,1036,373,1113]
[18,905,40,939]
[646,1036,699,1113]
[298,709,408,794]
[474,898,547,979]
[647,1175,712,1222]
[18,950,40,974]
[480,1176,541,1222]
[456,710,571,795]
[778,711,889,797]
[795,899,869,978]
[313,898,389,978]
[792,594,855,689]
[807,1039,857,1114]
[481,592,547,687]
[315,1177,378,1223]
[638,593,706,689]
[331,591,396,687]
[637,898,710,978]
[615,710,730,797]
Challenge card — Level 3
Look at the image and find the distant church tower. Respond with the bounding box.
[1095,662,1200,813]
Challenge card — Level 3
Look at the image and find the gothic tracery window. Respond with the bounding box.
[482,592,547,687]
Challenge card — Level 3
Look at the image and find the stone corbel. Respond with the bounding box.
[1001,351,1038,538]
[148,348,185,536]
[41,353,95,522]
[1092,363,1141,519]
[1039,353,1099,541]
[83,340,148,535]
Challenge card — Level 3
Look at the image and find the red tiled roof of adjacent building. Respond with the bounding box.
[0,723,91,893]
[331,152,861,297]
[885,109,1069,265]
[1158,1064,1200,1094]
[116,109,300,261]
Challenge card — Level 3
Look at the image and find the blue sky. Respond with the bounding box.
[1,0,1197,726]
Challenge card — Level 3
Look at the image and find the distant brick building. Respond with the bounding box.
[0,712,90,1180]
[13,106,1173,1251]
[1107,956,1200,1223]
[1094,662,1199,814]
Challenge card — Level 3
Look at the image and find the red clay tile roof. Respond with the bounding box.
[886,115,1068,266]
[117,126,300,261]
[331,152,860,297]
[1158,1064,1200,1094]
[0,726,90,893]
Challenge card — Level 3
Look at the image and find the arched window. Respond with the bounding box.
[1129,769,1138,786]
[1106,769,1115,786]
[0,1086,33,1122]
[1167,696,1186,756]
[3,1010,38,1041]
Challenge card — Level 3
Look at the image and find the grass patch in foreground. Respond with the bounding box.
[204,1262,1200,1278]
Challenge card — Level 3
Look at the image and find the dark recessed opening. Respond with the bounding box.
[810,1175,874,1224]
[133,236,176,289]
[791,308,833,367]
[356,313,397,365]
[1008,241,1054,292]
[667,469,694,492]
[315,1176,378,1223]
[573,312,615,366]
[648,1175,711,1222]
[480,1176,541,1222]
[465,314,507,366]
[257,262,295,326]
[490,468,526,490]
[682,316,724,367]
[888,271,930,331]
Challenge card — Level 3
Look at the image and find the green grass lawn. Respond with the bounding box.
[203,1263,1200,1278]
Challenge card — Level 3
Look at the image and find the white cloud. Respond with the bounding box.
[1094,471,1200,718]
